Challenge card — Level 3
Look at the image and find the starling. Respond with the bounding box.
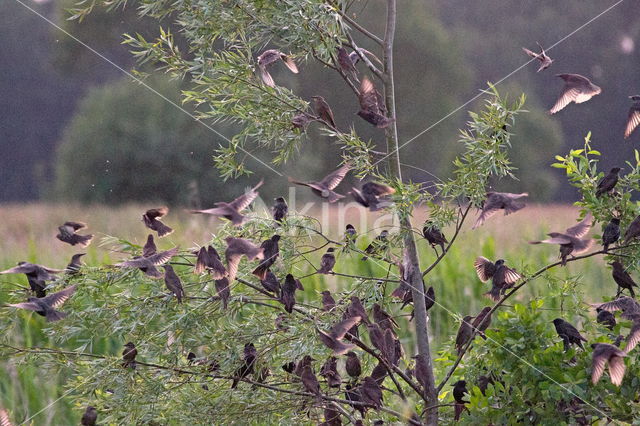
[592,296,640,320]
[345,351,362,378]
[522,42,553,72]
[624,215,640,243]
[162,265,185,303]
[591,343,626,386]
[596,308,616,330]
[372,303,398,332]
[142,207,173,237]
[471,307,493,338]
[142,234,157,257]
[256,49,298,88]
[360,376,383,408]
[596,168,621,198]
[65,253,86,275]
[1,262,64,298]
[320,357,341,388]
[80,406,97,426]
[452,380,468,403]
[623,318,640,354]
[0,408,11,426]
[413,354,429,395]
[529,214,593,265]
[122,342,138,369]
[370,362,388,385]
[224,237,264,284]
[231,343,257,388]
[610,261,637,297]
[472,192,528,229]
[272,197,288,222]
[321,290,336,311]
[194,245,227,279]
[289,163,351,203]
[282,361,296,374]
[275,313,288,331]
[345,384,366,416]
[357,77,393,128]
[190,180,263,226]
[116,247,179,279]
[350,182,395,211]
[347,296,370,324]
[281,274,299,313]
[455,315,475,355]
[56,221,93,247]
[366,323,387,356]
[337,46,358,79]
[8,284,77,322]
[549,74,601,114]
[317,316,360,355]
[474,257,521,301]
[317,248,336,274]
[291,113,313,130]
[423,221,448,253]
[407,286,436,321]
[294,355,315,377]
[261,270,281,295]
[602,218,620,251]
[552,318,587,351]
[343,224,357,253]
[342,310,360,341]
[252,235,281,280]
[311,96,336,129]
[324,405,342,426]
[361,230,389,261]
[624,95,640,139]
[301,365,321,395]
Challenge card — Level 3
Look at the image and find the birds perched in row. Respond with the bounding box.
[56,221,93,247]
[190,180,263,226]
[522,42,553,72]
[257,49,298,88]
[529,214,593,265]
[472,192,528,229]
[289,163,351,203]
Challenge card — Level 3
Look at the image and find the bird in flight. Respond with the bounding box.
[56,221,93,247]
[142,207,173,237]
[257,49,298,88]
[190,180,263,225]
[549,74,601,114]
[624,95,640,139]
[289,163,351,203]
[8,284,77,322]
[522,42,553,72]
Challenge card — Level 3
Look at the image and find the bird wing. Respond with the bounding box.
[472,206,501,229]
[190,205,234,216]
[350,187,368,207]
[363,182,395,196]
[229,180,264,211]
[0,409,12,426]
[329,316,362,340]
[320,164,351,190]
[572,238,593,255]
[194,247,209,274]
[281,55,298,73]
[531,234,573,245]
[225,253,241,283]
[566,214,592,238]
[608,355,626,386]
[624,106,640,139]
[591,297,640,315]
[358,76,379,111]
[259,67,275,88]
[549,87,581,114]
[145,207,168,220]
[8,301,41,311]
[624,320,640,354]
[502,266,522,284]
[147,247,179,266]
[42,285,77,309]
[64,221,87,231]
[0,264,36,274]
[522,47,540,60]
[591,350,607,384]
[473,257,495,281]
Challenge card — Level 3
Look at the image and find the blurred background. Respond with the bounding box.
[2,0,639,206]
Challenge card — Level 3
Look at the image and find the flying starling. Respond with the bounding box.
[471,307,493,338]
[116,246,179,279]
[472,192,528,229]
[624,215,640,243]
[65,253,86,275]
[8,284,77,322]
[549,74,601,114]
[317,248,336,274]
[360,376,383,408]
[522,42,553,72]
[122,342,138,369]
[320,356,341,388]
[317,316,360,355]
[602,218,620,251]
[361,230,389,261]
[592,296,640,320]
[0,262,64,298]
[610,261,638,297]
[474,257,521,301]
[231,343,257,388]
[142,207,173,237]
[529,214,593,265]
[56,221,93,247]
[372,303,398,333]
[350,181,395,211]
[261,270,281,295]
[190,180,263,226]
[552,318,587,351]
[624,95,640,139]
[596,308,617,330]
[357,77,393,128]
[252,235,281,280]
[281,273,299,313]
[455,315,474,355]
[272,197,288,223]
[343,224,357,253]
[256,49,298,88]
[591,343,626,386]
[80,406,97,426]
[162,265,185,303]
[311,96,336,129]
[289,163,351,203]
[596,168,621,198]
[345,351,362,378]
[337,46,358,80]
[194,245,227,279]
[225,237,264,284]
[0,408,12,426]
[423,221,448,253]
[321,290,336,311]
[347,296,370,324]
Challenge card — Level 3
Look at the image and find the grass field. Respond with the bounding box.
[0,203,615,424]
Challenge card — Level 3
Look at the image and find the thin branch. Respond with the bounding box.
[337,9,384,46]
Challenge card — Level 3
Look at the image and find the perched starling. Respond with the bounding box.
[413,354,429,395]
[291,113,313,130]
[423,221,448,252]
[230,343,257,388]
[592,296,640,320]
[257,49,298,88]
[452,380,468,403]
[213,277,230,309]
[324,405,342,426]
[293,355,315,377]
[8,284,77,322]
[252,235,281,280]
[455,315,475,355]
[529,214,593,265]
[407,286,436,321]
[289,163,351,203]
[301,365,321,395]
[345,351,362,378]
[190,180,263,226]
[372,303,398,333]
[320,357,342,388]
[347,296,370,324]
[194,245,227,279]
[366,323,387,357]
[472,192,528,229]
[624,215,640,243]
[317,248,336,274]
[116,247,179,279]
[1,262,64,298]
[80,406,97,426]
[549,74,601,114]
[596,168,621,198]
[345,384,366,416]
[351,182,395,211]
[360,376,383,408]
[343,224,357,253]
[162,265,184,303]
[143,234,157,257]
[311,96,336,129]
[282,361,296,374]
[337,46,358,80]
[624,95,640,139]
[596,308,617,330]
[474,257,521,301]
[225,237,264,284]
[56,221,93,247]
[261,270,281,295]
[281,274,299,313]
[602,218,620,251]
[317,316,360,355]
[370,362,388,385]
[357,77,393,128]
[471,307,493,338]
[611,261,638,297]
[65,253,86,275]
[552,318,587,351]
[272,197,288,222]
[361,230,389,261]
[0,408,11,426]
[591,343,626,386]
[275,313,288,331]
[522,42,553,72]
[321,290,336,311]
[122,342,138,369]
[142,207,173,237]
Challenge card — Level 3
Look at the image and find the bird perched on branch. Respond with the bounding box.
[624,215,640,243]
[252,235,281,280]
[591,343,626,386]
[343,224,357,253]
[231,343,257,388]
[194,245,227,279]
[8,284,77,322]
[595,168,621,198]
[522,42,553,72]
[529,214,593,265]
[317,248,336,274]
[261,270,281,296]
[474,257,521,301]
[289,163,350,203]
[142,207,173,237]
[357,77,393,128]
[423,221,447,253]
[320,356,341,388]
[321,290,336,311]
[65,253,86,275]
[552,318,587,351]
[1,262,65,298]
[471,307,493,338]
[549,74,601,114]
[162,265,185,303]
[122,342,138,369]
[56,221,93,247]
[272,197,288,223]
[455,315,475,355]
[281,274,302,313]
[311,96,336,129]
[624,95,640,139]
[80,406,97,426]
[190,180,263,226]
[472,192,528,229]
[610,261,638,297]
[350,181,395,211]
[337,46,358,80]
[362,230,389,261]
[345,351,362,378]
[602,218,620,252]
[257,49,298,88]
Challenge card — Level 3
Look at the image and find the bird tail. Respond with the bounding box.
[630,287,636,298]
[45,309,67,322]
[484,288,501,302]
[259,67,275,87]
[72,234,94,247]
[252,265,269,280]
[390,286,406,299]
[156,222,174,237]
